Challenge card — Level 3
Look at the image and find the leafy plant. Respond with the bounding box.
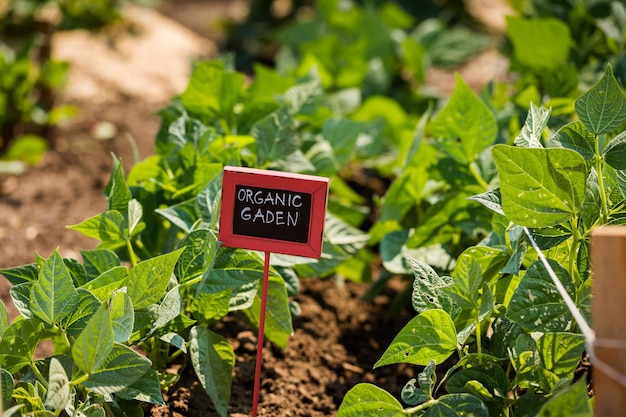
[1,57,373,416]
[338,63,626,417]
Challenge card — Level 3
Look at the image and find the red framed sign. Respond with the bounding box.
[218,166,329,258]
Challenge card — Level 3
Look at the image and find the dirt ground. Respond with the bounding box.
[0,2,510,416]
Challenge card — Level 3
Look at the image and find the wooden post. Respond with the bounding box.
[591,227,626,417]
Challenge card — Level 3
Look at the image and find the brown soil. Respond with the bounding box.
[0,2,510,416]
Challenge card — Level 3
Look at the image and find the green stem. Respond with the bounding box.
[71,373,90,387]
[595,136,610,224]
[475,306,483,365]
[126,239,139,267]
[404,399,437,414]
[469,161,489,190]
[568,217,581,284]
[29,362,48,388]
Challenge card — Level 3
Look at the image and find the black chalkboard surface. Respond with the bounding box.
[233,185,312,243]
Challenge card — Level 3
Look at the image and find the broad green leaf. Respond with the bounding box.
[487,317,524,359]
[581,169,601,229]
[111,291,134,343]
[446,362,509,401]
[10,283,33,319]
[61,289,100,338]
[538,378,592,417]
[375,309,457,367]
[116,368,165,406]
[191,290,231,323]
[199,248,264,311]
[72,304,114,374]
[446,254,483,309]
[575,64,626,135]
[239,273,294,349]
[467,188,504,216]
[80,266,128,301]
[515,103,551,148]
[155,199,198,233]
[67,211,126,243]
[44,357,70,411]
[127,199,143,236]
[0,263,38,285]
[30,250,78,325]
[176,229,219,284]
[196,175,223,229]
[337,383,404,417]
[1,368,14,411]
[181,61,244,118]
[148,286,182,336]
[379,167,427,222]
[190,326,235,417]
[253,106,299,167]
[105,154,131,212]
[549,121,596,161]
[506,17,570,70]
[83,344,151,395]
[128,248,184,309]
[537,332,585,377]
[0,318,44,374]
[492,145,587,227]
[603,130,626,169]
[401,359,436,406]
[409,258,457,315]
[321,118,363,171]
[424,393,488,417]
[528,225,572,250]
[430,74,497,164]
[80,249,122,281]
[507,259,576,332]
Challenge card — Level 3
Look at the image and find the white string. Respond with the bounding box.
[522,226,626,389]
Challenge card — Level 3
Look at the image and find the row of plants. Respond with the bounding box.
[1,0,625,415]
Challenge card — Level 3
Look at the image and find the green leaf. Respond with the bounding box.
[581,169,601,229]
[0,318,44,374]
[80,249,122,281]
[337,383,404,417]
[190,326,235,417]
[61,289,101,338]
[197,175,223,229]
[603,130,626,169]
[506,17,570,70]
[375,309,457,367]
[401,359,436,406]
[239,272,294,349]
[176,229,219,284]
[515,103,551,148]
[191,290,231,323]
[549,121,596,161]
[148,286,182,336]
[111,291,134,343]
[0,301,8,338]
[575,64,626,135]
[80,266,128,301]
[10,283,33,318]
[72,303,114,374]
[181,61,244,118]
[467,188,504,216]
[67,211,126,243]
[116,368,165,406]
[1,368,14,411]
[446,253,483,309]
[0,263,38,285]
[83,344,151,395]
[446,362,509,401]
[105,154,131,212]
[507,259,577,332]
[538,378,592,417]
[409,259,457,315]
[155,199,198,233]
[127,199,143,236]
[424,393,489,417]
[321,118,364,171]
[44,357,70,411]
[379,167,427,222]
[492,145,587,227]
[430,74,497,164]
[537,332,585,377]
[30,250,78,325]
[128,248,184,309]
[253,106,299,167]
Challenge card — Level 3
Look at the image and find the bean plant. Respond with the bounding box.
[337,64,626,417]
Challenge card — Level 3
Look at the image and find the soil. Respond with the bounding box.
[0,2,510,416]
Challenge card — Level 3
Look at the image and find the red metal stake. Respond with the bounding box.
[251,251,271,417]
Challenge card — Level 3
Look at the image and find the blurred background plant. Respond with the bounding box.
[0,0,156,172]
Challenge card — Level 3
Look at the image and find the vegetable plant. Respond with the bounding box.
[338,64,626,417]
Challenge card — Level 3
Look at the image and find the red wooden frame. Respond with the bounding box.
[218,166,329,258]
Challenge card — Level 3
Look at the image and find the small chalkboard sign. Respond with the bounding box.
[219,166,329,258]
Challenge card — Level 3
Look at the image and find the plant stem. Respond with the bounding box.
[595,135,610,224]
[568,217,581,285]
[469,161,489,190]
[404,399,436,414]
[29,362,48,388]
[71,373,90,387]
[127,239,139,267]
[475,306,483,365]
